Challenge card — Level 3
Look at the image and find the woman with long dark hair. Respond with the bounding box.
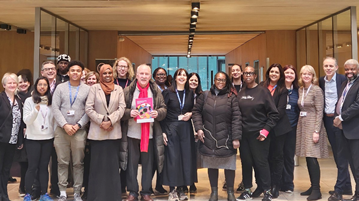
[161,68,197,201]
[23,77,54,201]
[258,63,292,198]
[280,65,300,193]
[192,71,241,201]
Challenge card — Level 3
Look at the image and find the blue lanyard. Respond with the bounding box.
[270,85,277,93]
[157,85,167,92]
[176,89,185,114]
[68,82,80,107]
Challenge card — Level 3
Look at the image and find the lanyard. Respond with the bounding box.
[157,85,167,92]
[301,84,312,107]
[68,82,80,107]
[115,78,129,88]
[40,106,48,125]
[270,85,277,93]
[341,81,353,109]
[176,89,186,114]
[287,84,293,103]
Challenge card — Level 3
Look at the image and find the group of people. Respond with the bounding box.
[0,55,358,201]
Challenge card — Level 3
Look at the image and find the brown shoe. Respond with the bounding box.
[126,194,138,201]
[141,194,153,201]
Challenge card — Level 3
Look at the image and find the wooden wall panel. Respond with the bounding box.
[0,31,34,90]
[117,36,152,69]
[266,30,296,67]
[225,33,267,72]
[87,30,118,71]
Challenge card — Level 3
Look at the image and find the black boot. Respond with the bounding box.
[209,187,218,201]
[227,187,236,201]
[271,185,279,198]
[300,187,312,196]
[307,189,322,201]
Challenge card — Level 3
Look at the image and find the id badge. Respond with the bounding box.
[300,111,307,117]
[286,104,291,110]
[67,110,75,116]
[41,125,48,131]
[178,115,184,121]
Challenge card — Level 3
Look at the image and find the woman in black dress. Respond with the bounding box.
[161,68,197,201]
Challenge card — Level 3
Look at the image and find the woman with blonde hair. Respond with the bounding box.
[113,57,134,89]
[296,65,328,201]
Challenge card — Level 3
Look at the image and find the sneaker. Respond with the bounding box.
[23,194,32,201]
[168,190,179,201]
[178,191,188,200]
[262,190,272,201]
[74,193,83,201]
[39,193,53,201]
[237,190,252,200]
[19,188,26,197]
[236,182,245,193]
[58,195,67,201]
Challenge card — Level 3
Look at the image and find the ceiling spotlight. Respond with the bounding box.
[191,11,198,19]
[190,18,197,25]
[192,2,200,11]
[0,24,11,31]
[190,24,196,29]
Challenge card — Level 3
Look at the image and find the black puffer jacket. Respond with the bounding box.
[192,86,241,157]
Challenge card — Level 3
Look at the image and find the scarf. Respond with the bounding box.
[136,81,151,152]
[99,64,114,95]
[40,96,48,105]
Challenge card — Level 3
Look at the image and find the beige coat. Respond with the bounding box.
[85,84,125,140]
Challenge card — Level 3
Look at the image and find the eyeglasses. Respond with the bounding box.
[156,73,166,77]
[243,72,255,76]
[42,67,55,71]
[215,78,226,83]
[117,65,128,69]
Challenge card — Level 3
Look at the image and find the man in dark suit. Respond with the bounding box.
[319,57,351,200]
[332,59,359,201]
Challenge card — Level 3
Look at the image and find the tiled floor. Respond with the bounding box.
[7,156,354,201]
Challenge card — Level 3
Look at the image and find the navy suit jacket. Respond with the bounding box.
[319,73,346,114]
[337,77,359,139]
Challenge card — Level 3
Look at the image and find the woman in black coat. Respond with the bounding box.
[260,63,292,198]
[0,73,25,201]
[192,71,241,201]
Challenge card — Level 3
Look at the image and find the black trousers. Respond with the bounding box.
[0,142,16,200]
[240,131,271,190]
[127,138,154,197]
[281,126,296,191]
[341,133,359,193]
[88,140,121,201]
[324,116,352,193]
[269,133,287,186]
[50,146,60,195]
[25,139,53,195]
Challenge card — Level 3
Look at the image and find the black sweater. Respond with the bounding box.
[237,85,279,134]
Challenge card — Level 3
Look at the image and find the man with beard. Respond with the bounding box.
[332,59,359,201]
[57,54,71,83]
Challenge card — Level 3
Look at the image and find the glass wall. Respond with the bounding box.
[35,8,88,76]
[296,7,356,77]
[152,56,225,90]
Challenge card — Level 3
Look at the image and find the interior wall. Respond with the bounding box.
[117,36,152,69]
[88,30,118,71]
[226,30,296,78]
[0,31,34,90]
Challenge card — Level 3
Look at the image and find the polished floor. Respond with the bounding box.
[7,156,354,201]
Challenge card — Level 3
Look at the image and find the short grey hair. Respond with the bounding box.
[323,56,338,67]
[136,64,152,75]
[344,59,359,69]
[41,60,55,70]
[2,73,19,94]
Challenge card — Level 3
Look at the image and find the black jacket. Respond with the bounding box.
[336,78,359,139]
[122,79,167,172]
[0,91,25,147]
[271,86,292,136]
[192,85,241,157]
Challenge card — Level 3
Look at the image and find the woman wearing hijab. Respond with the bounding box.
[85,64,126,201]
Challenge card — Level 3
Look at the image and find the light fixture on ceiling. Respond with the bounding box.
[191,11,198,19]
[0,24,11,31]
[190,18,197,25]
[192,2,200,11]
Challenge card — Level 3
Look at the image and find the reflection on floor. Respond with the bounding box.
[8,156,354,201]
